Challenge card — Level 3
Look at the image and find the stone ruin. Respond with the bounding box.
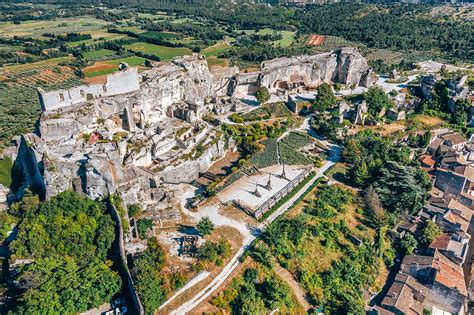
[7,47,374,223]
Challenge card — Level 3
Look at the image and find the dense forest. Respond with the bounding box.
[6,191,122,314]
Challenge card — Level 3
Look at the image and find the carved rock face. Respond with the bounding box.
[231,47,372,95]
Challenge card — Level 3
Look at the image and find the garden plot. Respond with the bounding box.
[216,164,307,211]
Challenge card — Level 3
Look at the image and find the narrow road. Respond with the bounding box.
[169,144,340,314]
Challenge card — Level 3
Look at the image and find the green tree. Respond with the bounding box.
[353,158,370,186]
[420,221,442,246]
[128,204,143,218]
[17,257,121,314]
[133,238,166,314]
[400,233,418,255]
[256,86,270,104]
[197,217,215,236]
[364,86,393,117]
[312,83,336,112]
[234,283,265,315]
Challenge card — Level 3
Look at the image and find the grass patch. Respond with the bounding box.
[0,17,111,38]
[125,42,191,61]
[104,56,146,66]
[140,31,181,40]
[0,157,13,187]
[82,49,116,60]
[206,56,229,68]
[202,40,232,57]
[236,28,295,47]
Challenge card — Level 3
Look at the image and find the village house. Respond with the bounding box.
[378,250,468,314]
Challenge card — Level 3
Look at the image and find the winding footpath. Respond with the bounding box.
[169,137,340,314]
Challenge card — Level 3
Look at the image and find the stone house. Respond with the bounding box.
[379,251,468,314]
[429,232,470,266]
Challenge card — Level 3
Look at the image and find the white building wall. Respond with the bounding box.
[38,68,140,112]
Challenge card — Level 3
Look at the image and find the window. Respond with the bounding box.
[59,93,65,101]
[102,85,107,93]
[80,90,85,97]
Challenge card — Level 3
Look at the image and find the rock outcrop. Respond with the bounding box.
[11,48,374,216]
[231,47,374,98]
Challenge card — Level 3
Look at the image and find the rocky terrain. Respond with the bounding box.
[4,47,372,222]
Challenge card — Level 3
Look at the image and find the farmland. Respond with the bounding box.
[278,142,312,165]
[280,132,313,150]
[237,28,296,47]
[83,57,147,77]
[0,56,83,149]
[140,31,181,40]
[0,17,111,38]
[82,49,117,60]
[125,42,191,61]
[202,40,232,57]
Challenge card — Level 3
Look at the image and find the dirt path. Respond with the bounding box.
[274,261,312,311]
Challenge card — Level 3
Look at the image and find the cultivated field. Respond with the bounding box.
[0,16,111,38]
[306,34,326,46]
[125,42,191,60]
[237,28,296,47]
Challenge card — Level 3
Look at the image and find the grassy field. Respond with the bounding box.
[83,49,117,60]
[202,40,232,57]
[237,28,296,47]
[125,42,191,60]
[67,34,130,47]
[105,56,146,66]
[0,157,12,187]
[140,31,181,40]
[0,16,111,37]
[206,56,229,68]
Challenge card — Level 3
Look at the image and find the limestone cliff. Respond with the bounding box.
[232,47,374,98]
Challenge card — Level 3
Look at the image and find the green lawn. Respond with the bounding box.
[0,157,13,187]
[125,42,191,61]
[236,28,295,47]
[83,49,117,60]
[104,56,146,66]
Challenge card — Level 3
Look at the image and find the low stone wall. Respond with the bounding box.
[252,168,311,219]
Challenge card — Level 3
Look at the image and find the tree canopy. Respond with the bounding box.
[9,191,121,314]
[364,86,393,117]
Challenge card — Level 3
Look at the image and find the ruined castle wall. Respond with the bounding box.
[159,139,227,184]
[38,68,140,112]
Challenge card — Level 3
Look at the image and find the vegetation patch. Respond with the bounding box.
[9,192,121,314]
[125,42,191,61]
[0,157,13,187]
[249,139,279,169]
[262,184,382,313]
[278,142,312,165]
